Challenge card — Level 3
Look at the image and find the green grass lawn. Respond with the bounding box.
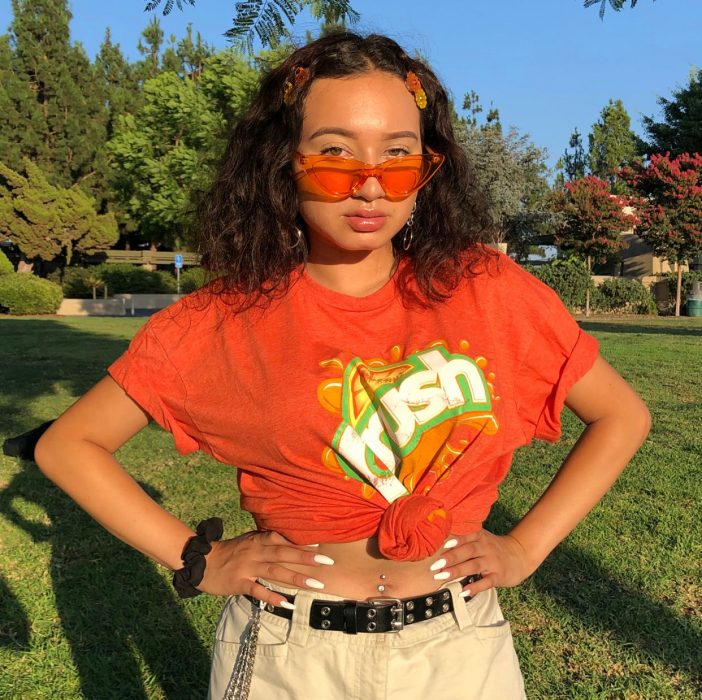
[0,314,700,699]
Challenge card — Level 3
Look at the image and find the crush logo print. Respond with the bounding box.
[317,340,500,500]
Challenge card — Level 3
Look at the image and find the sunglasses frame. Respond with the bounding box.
[294,152,445,199]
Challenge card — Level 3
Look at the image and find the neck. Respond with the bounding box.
[305,247,396,297]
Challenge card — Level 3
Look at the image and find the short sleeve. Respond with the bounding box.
[510,265,599,443]
[108,320,200,455]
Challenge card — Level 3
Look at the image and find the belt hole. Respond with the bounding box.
[424,609,433,618]
[442,603,450,612]
[321,619,331,629]
[425,597,433,606]
[321,606,331,616]
[366,621,377,631]
[406,613,415,623]
[266,604,275,613]
[366,608,377,619]
[442,591,450,601]
[406,601,415,611]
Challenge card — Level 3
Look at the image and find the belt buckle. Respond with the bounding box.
[368,597,404,632]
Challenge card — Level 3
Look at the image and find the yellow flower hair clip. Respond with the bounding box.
[405,71,427,110]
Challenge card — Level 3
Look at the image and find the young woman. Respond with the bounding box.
[35,32,651,699]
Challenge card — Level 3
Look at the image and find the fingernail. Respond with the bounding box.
[313,554,335,566]
[305,577,325,590]
[443,538,458,549]
[433,571,451,581]
[280,600,296,610]
[430,558,447,572]
[307,544,320,547]
[460,589,472,599]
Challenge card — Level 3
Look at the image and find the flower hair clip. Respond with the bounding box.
[283,66,310,106]
[405,71,427,110]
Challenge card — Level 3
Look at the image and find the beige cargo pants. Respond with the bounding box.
[208,580,526,700]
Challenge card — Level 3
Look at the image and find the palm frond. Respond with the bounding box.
[584,0,647,20]
[225,0,358,51]
[143,0,195,16]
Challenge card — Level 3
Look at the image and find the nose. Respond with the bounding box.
[352,174,386,201]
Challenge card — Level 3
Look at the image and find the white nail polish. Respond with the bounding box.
[313,554,335,566]
[280,600,296,610]
[305,577,325,590]
[433,571,451,581]
[307,544,320,547]
[459,589,472,599]
[430,558,447,572]
[443,538,458,549]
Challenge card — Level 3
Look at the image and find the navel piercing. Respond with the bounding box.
[377,573,387,593]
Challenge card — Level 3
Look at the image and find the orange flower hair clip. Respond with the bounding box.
[405,71,427,109]
[283,66,310,106]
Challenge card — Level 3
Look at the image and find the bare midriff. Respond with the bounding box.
[274,535,460,600]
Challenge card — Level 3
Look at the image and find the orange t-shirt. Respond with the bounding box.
[108,251,598,561]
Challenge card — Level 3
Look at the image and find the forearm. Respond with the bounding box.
[508,409,651,570]
[35,435,193,570]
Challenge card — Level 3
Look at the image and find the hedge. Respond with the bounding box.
[523,258,595,311]
[49,263,178,296]
[0,273,63,315]
[0,249,13,276]
[592,277,657,315]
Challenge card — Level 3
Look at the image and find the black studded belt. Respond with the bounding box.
[245,574,481,635]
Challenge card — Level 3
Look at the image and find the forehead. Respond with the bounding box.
[300,71,420,137]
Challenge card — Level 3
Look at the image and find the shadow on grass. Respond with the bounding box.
[0,575,29,651]
[578,320,702,337]
[0,461,211,700]
[487,503,702,684]
[1,318,211,698]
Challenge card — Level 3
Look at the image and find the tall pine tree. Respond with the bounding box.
[5,0,105,195]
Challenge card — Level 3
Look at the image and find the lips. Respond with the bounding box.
[344,209,388,232]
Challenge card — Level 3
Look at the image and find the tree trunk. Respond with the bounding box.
[586,254,592,317]
[675,261,683,317]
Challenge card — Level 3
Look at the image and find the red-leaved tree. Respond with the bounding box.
[620,152,702,316]
[553,176,637,316]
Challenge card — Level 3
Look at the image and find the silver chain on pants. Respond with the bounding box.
[222,599,265,700]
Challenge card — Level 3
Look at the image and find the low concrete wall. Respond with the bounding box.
[114,293,184,315]
[57,298,126,316]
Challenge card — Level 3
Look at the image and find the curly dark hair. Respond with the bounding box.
[197,31,496,306]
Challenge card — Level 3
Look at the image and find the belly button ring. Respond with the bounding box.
[377,573,387,593]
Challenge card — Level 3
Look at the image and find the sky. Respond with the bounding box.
[1,0,700,173]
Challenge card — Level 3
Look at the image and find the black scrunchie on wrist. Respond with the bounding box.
[172,517,223,598]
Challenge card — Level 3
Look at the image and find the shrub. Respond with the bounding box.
[47,266,95,298]
[523,257,595,311]
[664,270,702,305]
[0,249,13,276]
[92,263,177,294]
[0,273,63,315]
[179,267,208,294]
[593,278,658,315]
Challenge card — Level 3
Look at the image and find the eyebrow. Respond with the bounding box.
[308,127,419,141]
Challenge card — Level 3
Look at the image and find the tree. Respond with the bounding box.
[456,96,553,259]
[552,176,636,316]
[588,99,640,192]
[555,128,589,188]
[0,159,118,269]
[5,0,106,194]
[145,0,359,50]
[106,69,225,250]
[643,69,702,159]
[620,153,702,316]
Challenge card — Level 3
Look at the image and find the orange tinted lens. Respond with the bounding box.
[307,158,361,196]
[380,155,427,196]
